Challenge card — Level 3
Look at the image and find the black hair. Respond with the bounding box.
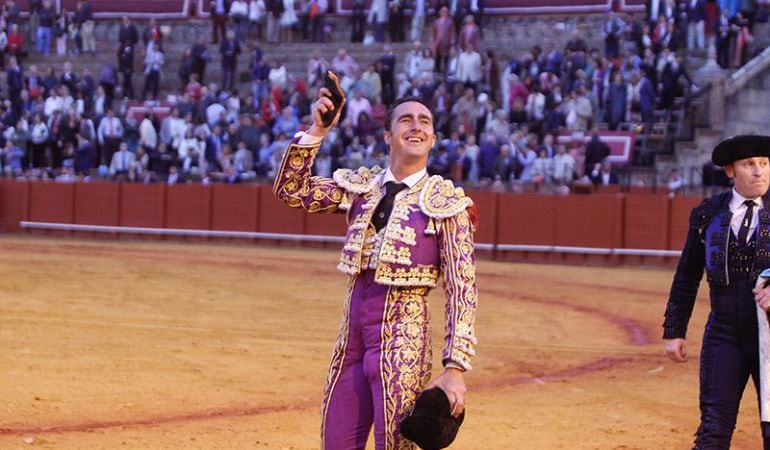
[385,95,434,131]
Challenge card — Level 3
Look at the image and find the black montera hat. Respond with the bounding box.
[712,135,770,166]
[400,388,465,450]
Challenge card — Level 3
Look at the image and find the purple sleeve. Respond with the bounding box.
[272,138,344,214]
[438,207,478,371]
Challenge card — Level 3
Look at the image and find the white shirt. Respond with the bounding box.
[730,189,763,242]
[381,167,426,200]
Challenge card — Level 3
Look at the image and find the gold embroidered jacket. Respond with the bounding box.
[273,138,478,370]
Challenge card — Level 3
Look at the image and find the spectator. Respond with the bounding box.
[2,138,23,177]
[686,0,706,52]
[603,9,625,58]
[118,44,135,99]
[191,37,211,84]
[177,128,202,173]
[388,0,405,42]
[492,143,514,183]
[531,147,554,186]
[456,44,482,88]
[97,108,123,165]
[404,41,422,81]
[219,30,241,92]
[54,8,70,56]
[331,48,360,81]
[210,0,230,44]
[29,114,49,168]
[666,167,686,196]
[75,0,94,55]
[265,0,282,44]
[589,158,618,185]
[279,0,297,43]
[36,0,54,56]
[109,141,135,179]
[410,0,426,42]
[350,0,366,42]
[118,15,139,49]
[139,111,158,151]
[306,49,328,87]
[179,48,194,87]
[604,71,627,130]
[143,42,164,100]
[368,0,388,43]
[458,14,482,53]
[230,0,249,42]
[249,0,266,39]
[565,87,592,131]
[309,0,326,42]
[552,142,575,185]
[715,7,731,68]
[584,129,610,175]
[432,7,455,73]
[6,23,22,60]
[515,134,538,182]
[346,89,372,127]
[268,59,288,90]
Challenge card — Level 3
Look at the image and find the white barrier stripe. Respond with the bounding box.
[20,221,346,243]
[19,221,683,257]
[496,244,553,252]
[613,248,681,257]
[553,246,613,255]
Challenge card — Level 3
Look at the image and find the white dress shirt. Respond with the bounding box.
[730,189,763,242]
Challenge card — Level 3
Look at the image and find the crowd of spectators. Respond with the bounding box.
[0,0,762,191]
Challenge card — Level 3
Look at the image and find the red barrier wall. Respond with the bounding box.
[2,179,716,266]
[554,194,623,248]
[165,184,212,230]
[28,182,74,224]
[257,185,304,235]
[466,190,497,245]
[120,183,166,228]
[669,196,705,250]
[210,184,259,232]
[74,182,120,226]
[0,180,29,232]
[497,194,557,245]
[624,195,670,249]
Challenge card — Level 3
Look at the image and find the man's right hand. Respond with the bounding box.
[665,338,688,363]
[307,72,345,138]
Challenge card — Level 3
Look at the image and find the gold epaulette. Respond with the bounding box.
[332,165,383,194]
[418,175,473,219]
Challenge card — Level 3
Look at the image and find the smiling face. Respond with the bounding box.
[383,100,436,167]
[725,157,770,199]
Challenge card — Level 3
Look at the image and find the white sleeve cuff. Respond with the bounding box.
[295,131,324,146]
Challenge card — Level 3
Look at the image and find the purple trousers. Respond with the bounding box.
[321,270,433,450]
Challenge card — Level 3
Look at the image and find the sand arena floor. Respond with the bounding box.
[0,236,764,449]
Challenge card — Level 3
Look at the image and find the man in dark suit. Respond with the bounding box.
[715,7,732,68]
[584,129,610,176]
[219,30,241,92]
[118,15,139,49]
[664,135,770,449]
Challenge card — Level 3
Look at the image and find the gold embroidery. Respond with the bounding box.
[273,143,344,214]
[380,286,432,449]
[333,166,383,193]
[418,175,472,219]
[375,264,440,287]
[385,223,417,246]
[378,241,413,266]
[439,209,478,371]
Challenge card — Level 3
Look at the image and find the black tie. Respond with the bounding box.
[738,199,756,244]
[372,182,408,232]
